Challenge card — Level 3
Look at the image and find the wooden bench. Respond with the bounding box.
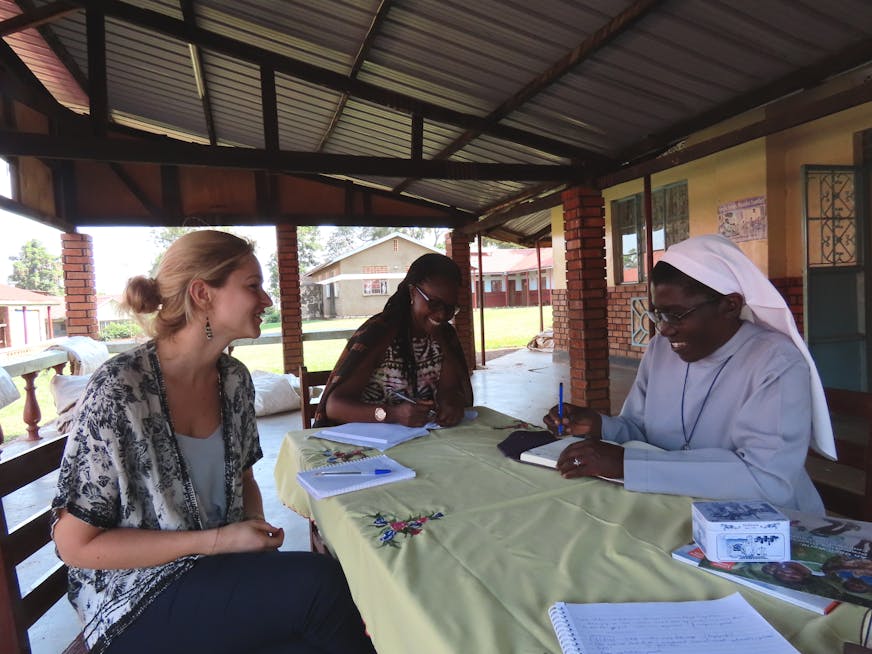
[0,434,87,654]
[807,387,872,521]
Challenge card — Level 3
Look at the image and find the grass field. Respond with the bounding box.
[0,306,552,443]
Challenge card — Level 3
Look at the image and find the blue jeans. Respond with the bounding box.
[105,551,376,654]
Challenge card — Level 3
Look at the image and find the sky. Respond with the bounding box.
[0,159,279,295]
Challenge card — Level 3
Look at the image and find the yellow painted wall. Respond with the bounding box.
[550,205,566,289]
[766,102,872,277]
[601,98,872,282]
[602,139,768,281]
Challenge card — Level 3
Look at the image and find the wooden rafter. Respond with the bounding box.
[179,0,216,145]
[317,0,392,152]
[391,0,658,194]
[462,189,564,235]
[619,35,872,163]
[62,0,594,161]
[600,80,872,188]
[0,130,583,181]
[0,0,76,37]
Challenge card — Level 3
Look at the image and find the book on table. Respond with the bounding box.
[548,592,798,654]
[296,454,415,500]
[518,436,664,482]
[687,510,872,610]
[313,421,430,450]
[671,543,839,614]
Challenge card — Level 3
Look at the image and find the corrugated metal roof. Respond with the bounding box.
[5,0,872,243]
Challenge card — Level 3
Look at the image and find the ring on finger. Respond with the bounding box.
[572,457,582,467]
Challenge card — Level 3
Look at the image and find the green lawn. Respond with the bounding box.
[0,307,551,443]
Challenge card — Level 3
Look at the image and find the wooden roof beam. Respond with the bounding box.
[392,0,657,193]
[0,1,78,37]
[619,35,872,163]
[462,189,564,235]
[0,130,583,181]
[317,0,392,152]
[68,0,593,161]
[180,0,217,145]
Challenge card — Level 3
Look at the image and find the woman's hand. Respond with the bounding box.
[556,439,625,480]
[387,400,436,427]
[544,402,603,438]
[210,519,284,554]
[434,397,464,427]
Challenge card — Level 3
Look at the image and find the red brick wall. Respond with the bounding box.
[608,283,649,361]
[61,232,98,337]
[562,186,610,413]
[445,230,476,371]
[276,225,303,374]
[552,288,568,357]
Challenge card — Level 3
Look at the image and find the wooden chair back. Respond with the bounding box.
[807,387,872,521]
[0,435,88,653]
[298,366,331,429]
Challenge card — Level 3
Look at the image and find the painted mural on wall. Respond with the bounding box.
[718,196,768,242]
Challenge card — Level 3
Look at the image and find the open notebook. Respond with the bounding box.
[548,592,798,654]
[520,437,663,483]
[296,454,415,499]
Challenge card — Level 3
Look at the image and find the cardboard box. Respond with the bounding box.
[691,500,790,563]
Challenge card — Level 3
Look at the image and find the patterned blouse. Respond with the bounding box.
[51,341,262,654]
[361,335,442,403]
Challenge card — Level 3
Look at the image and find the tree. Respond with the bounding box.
[325,226,445,258]
[296,225,323,273]
[8,239,63,294]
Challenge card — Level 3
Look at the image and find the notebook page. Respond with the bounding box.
[296,454,416,500]
[552,593,798,654]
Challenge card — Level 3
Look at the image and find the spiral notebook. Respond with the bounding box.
[548,593,798,654]
[296,454,416,500]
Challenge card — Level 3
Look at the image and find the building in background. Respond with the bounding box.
[0,284,63,349]
[470,247,553,308]
[304,233,440,318]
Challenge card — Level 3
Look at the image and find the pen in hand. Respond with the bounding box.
[316,469,393,476]
[558,382,564,436]
[392,389,437,419]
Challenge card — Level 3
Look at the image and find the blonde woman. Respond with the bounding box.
[52,231,374,654]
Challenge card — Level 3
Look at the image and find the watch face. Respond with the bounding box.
[374,407,387,422]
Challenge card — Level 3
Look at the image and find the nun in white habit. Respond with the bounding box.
[545,234,835,514]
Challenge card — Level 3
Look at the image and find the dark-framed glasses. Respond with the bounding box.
[412,284,461,317]
[645,297,720,329]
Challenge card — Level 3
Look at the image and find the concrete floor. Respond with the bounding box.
[5,349,637,653]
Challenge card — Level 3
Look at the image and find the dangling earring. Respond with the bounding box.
[204,316,213,340]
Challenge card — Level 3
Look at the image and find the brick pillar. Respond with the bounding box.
[551,289,568,362]
[445,230,476,372]
[562,187,610,414]
[276,225,303,374]
[61,232,98,337]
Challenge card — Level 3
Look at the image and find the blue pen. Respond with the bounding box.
[316,469,393,476]
[558,382,564,435]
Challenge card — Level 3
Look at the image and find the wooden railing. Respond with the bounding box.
[0,330,355,444]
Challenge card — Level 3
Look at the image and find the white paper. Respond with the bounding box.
[549,593,798,654]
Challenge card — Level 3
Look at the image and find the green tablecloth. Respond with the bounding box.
[274,406,863,654]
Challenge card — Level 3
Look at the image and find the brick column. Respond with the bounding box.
[445,230,476,371]
[276,225,303,374]
[562,187,610,414]
[61,232,98,337]
[551,288,568,361]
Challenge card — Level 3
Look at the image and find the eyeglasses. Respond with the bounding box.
[412,285,460,317]
[645,297,720,329]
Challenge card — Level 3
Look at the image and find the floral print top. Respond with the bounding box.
[51,341,262,654]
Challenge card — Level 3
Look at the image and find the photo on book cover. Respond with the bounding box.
[697,511,872,609]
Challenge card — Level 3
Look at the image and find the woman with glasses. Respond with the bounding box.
[314,253,473,428]
[544,234,834,513]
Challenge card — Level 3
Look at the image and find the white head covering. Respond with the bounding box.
[659,233,836,460]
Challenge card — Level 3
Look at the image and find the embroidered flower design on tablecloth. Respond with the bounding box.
[319,447,372,464]
[369,511,444,548]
